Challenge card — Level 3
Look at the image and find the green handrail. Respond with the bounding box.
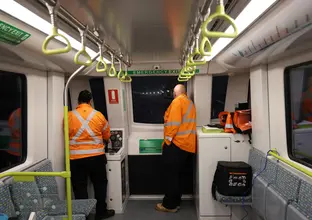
[201,0,238,39]
[108,52,117,77]
[269,149,312,177]
[96,43,108,73]
[199,36,212,56]
[187,36,207,66]
[74,27,92,66]
[42,2,71,55]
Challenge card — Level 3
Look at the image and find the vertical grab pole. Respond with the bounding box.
[63,52,101,220]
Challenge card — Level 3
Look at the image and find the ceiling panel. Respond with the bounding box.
[55,0,199,62]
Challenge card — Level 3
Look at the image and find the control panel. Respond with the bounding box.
[106,129,123,154]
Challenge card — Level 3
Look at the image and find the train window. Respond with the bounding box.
[0,71,27,172]
[131,76,187,124]
[285,61,312,167]
[211,75,229,119]
[89,77,108,119]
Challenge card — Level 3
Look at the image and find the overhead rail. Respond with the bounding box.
[40,0,131,67]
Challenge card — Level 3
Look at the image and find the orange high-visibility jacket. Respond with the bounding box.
[302,87,312,122]
[163,94,196,153]
[8,108,21,156]
[68,104,111,160]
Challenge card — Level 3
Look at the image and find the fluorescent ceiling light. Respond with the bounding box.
[0,1,111,64]
[204,0,277,61]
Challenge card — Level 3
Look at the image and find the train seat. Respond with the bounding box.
[0,159,96,220]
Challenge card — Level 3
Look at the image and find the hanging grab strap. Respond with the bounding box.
[96,42,108,72]
[199,36,213,56]
[201,0,238,39]
[108,52,117,77]
[187,36,207,66]
[42,1,72,55]
[118,63,132,83]
[74,26,92,66]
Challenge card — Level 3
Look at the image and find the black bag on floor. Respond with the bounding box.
[211,161,252,200]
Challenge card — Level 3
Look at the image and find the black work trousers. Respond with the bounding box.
[70,154,108,216]
[162,142,193,209]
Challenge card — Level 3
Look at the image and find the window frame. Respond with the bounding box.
[210,75,229,120]
[0,71,27,172]
[284,60,312,169]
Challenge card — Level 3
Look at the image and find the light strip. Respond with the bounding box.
[0,1,111,63]
[204,0,277,61]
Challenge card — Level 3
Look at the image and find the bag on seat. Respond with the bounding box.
[212,161,252,200]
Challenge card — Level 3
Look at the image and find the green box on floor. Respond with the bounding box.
[139,139,163,154]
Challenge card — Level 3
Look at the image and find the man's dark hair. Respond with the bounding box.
[78,90,92,104]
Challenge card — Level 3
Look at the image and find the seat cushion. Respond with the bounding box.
[286,204,308,220]
[265,186,287,220]
[34,161,59,202]
[252,177,268,218]
[216,191,252,205]
[10,181,43,220]
[44,199,96,216]
[0,184,16,218]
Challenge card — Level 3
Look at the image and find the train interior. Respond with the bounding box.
[1,0,312,220]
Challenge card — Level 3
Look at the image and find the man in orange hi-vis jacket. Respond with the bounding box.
[68,90,115,219]
[156,84,196,213]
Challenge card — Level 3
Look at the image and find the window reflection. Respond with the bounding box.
[0,72,26,171]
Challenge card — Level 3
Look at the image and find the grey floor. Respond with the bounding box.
[91,200,197,220]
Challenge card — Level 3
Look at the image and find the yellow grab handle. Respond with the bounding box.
[42,1,72,55]
[178,75,191,82]
[96,56,108,72]
[108,52,117,77]
[42,27,72,55]
[120,75,132,83]
[108,65,117,77]
[199,37,212,56]
[74,27,92,66]
[74,47,92,66]
[118,68,132,83]
[187,51,206,67]
[180,66,196,77]
[201,4,238,39]
[96,42,108,72]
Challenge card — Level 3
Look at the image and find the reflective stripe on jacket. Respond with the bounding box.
[302,87,312,122]
[68,104,111,160]
[163,94,196,153]
[8,108,21,156]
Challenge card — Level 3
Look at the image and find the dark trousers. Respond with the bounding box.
[71,154,108,216]
[162,142,193,209]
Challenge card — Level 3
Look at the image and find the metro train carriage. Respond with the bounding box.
[1,0,312,220]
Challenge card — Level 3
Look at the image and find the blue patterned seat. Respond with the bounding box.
[0,160,96,220]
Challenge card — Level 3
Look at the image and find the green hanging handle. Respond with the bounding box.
[201,0,238,39]
[118,64,132,83]
[178,74,191,82]
[74,26,92,66]
[42,2,72,55]
[108,52,117,77]
[96,42,108,72]
[199,36,212,56]
[180,66,196,77]
[187,36,207,66]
